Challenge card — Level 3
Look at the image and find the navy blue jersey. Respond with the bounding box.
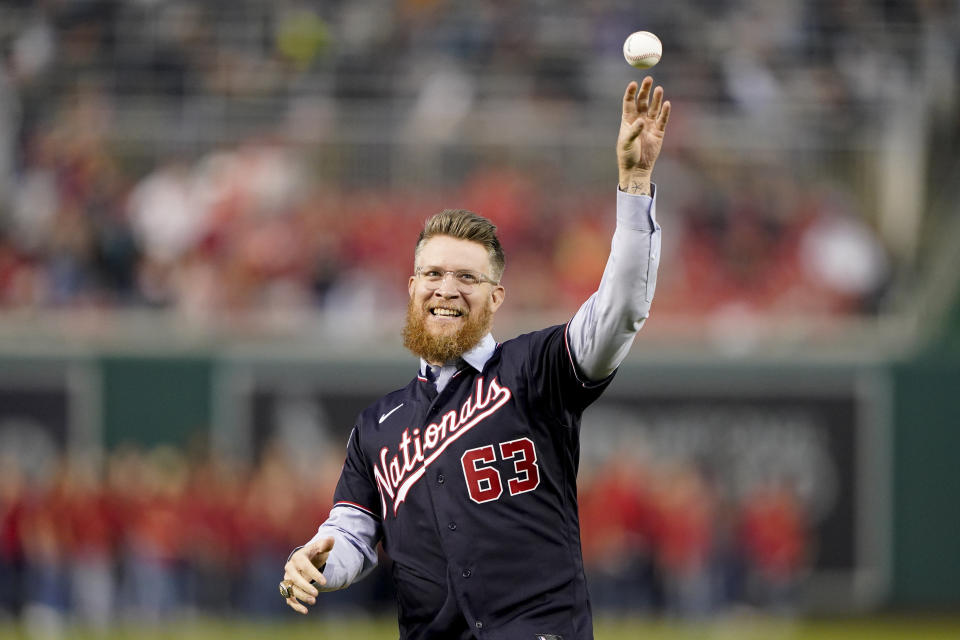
[333,323,615,640]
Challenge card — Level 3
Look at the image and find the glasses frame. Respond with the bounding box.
[414,266,500,292]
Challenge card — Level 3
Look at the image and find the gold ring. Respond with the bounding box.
[279,580,294,599]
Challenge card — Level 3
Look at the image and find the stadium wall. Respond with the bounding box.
[0,349,958,609]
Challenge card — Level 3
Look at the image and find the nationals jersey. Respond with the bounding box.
[333,323,613,640]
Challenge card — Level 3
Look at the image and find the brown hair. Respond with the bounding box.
[415,209,505,282]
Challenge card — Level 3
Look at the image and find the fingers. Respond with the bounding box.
[657,101,671,131]
[635,76,653,110]
[285,551,323,594]
[291,583,316,604]
[280,576,312,614]
[647,86,663,118]
[289,550,325,588]
[625,78,668,125]
[286,595,308,615]
[285,564,319,596]
[282,565,316,614]
[622,81,639,118]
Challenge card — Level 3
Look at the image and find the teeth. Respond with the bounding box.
[431,308,462,317]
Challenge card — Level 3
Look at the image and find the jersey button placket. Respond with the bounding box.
[437,472,445,485]
[461,568,471,578]
[447,521,457,531]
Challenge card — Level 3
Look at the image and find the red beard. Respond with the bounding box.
[402,298,493,364]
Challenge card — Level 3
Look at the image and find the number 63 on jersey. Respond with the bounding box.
[460,437,540,504]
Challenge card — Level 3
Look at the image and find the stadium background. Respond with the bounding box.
[0,1,958,638]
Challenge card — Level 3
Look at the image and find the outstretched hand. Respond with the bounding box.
[617,76,671,195]
[282,536,335,614]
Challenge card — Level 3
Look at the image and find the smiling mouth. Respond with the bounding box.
[429,307,464,318]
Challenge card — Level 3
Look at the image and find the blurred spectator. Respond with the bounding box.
[579,456,662,613]
[121,446,187,622]
[240,444,305,617]
[738,482,810,613]
[652,461,717,617]
[62,459,117,630]
[0,455,27,621]
[0,48,20,202]
[798,185,890,314]
[181,456,244,616]
[21,461,70,636]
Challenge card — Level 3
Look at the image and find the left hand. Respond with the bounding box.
[282,536,335,614]
[617,76,671,195]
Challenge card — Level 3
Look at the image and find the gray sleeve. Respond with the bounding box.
[567,185,661,381]
[305,505,381,591]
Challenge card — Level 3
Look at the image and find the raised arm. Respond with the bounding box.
[567,77,671,381]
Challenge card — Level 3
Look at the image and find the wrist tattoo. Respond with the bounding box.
[630,182,649,195]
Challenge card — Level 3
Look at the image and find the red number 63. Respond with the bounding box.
[460,437,540,504]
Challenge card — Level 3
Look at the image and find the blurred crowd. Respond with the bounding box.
[0,444,341,631]
[579,456,809,618]
[0,135,895,320]
[0,443,809,630]
[1,0,954,323]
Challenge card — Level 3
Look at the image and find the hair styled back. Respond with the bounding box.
[415,209,505,282]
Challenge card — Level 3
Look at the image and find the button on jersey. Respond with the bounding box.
[333,323,614,640]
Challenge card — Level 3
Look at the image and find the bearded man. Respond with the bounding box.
[280,77,670,640]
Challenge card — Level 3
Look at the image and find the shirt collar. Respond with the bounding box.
[419,332,497,376]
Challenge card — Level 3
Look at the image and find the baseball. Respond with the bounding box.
[623,31,662,69]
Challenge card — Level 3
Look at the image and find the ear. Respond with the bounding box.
[489,285,505,313]
[408,276,416,298]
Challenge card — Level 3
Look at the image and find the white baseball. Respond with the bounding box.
[623,31,662,70]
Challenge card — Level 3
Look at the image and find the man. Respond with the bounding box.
[280,77,670,640]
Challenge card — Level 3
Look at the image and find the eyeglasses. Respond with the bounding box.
[414,266,499,292]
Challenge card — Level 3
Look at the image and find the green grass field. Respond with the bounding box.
[4,615,960,640]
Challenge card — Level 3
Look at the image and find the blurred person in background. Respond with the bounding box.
[20,458,71,636]
[652,461,717,618]
[241,443,318,618]
[0,455,27,622]
[578,455,662,613]
[737,481,810,613]
[0,45,20,204]
[62,458,117,631]
[180,452,245,617]
[279,77,669,639]
[118,446,187,623]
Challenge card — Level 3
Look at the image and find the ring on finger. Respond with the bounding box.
[279,580,294,599]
